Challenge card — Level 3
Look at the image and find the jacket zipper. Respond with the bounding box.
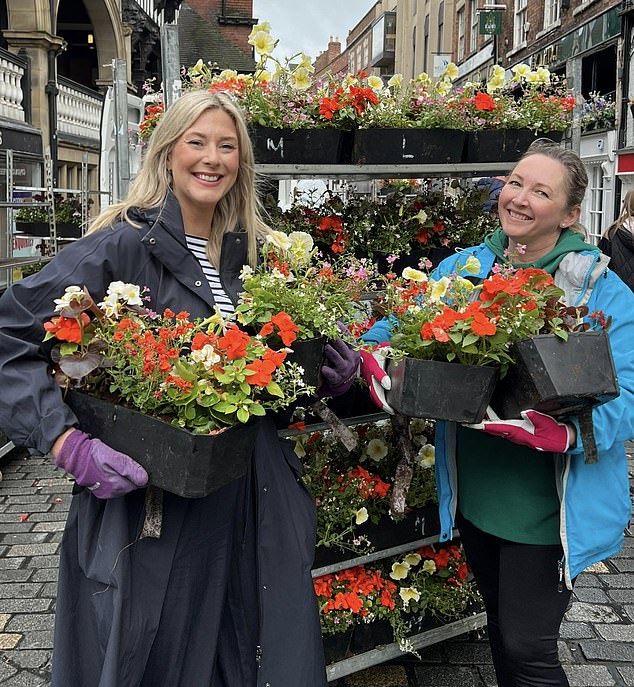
[557,557,564,593]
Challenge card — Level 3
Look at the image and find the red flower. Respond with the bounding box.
[217,325,250,360]
[43,313,90,344]
[474,92,496,111]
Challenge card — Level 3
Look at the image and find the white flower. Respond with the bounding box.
[512,63,531,80]
[416,443,435,468]
[403,552,422,567]
[366,438,388,462]
[389,561,411,580]
[422,559,437,574]
[219,68,238,81]
[402,267,427,282]
[266,231,292,252]
[190,344,221,370]
[399,586,420,605]
[355,507,369,525]
[249,29,275,56]
[288,231,314,262]
[462,256,481,275]
[104,281,143,307]
[445,63,459,81]
[368,75,383,90]
[429,277,450,302]
[54,285,84,312]
[239,264,254,279]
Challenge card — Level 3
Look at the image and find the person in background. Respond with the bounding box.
[362,140,634,687]
[0,90,358,687]
[599,188,634,291]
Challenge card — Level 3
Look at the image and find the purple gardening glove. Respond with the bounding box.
[53,429,149,499]
[317,338,361,398]
[465,407,573,453]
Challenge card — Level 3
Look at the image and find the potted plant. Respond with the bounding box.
[379,259,578,423]
[42,282,312,497]
[234,230,371,387]
[15,193,91,239]
[580,91,616,133]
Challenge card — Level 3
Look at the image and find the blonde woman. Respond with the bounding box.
[0,90,339,686]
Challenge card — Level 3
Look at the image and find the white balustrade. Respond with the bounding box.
[0,56,25,122]
[56,82,102,141]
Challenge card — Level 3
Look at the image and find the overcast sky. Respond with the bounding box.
[251,1,376,62]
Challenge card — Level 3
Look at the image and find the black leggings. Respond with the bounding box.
[457,512,573,687]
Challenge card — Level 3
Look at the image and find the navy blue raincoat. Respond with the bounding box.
[0,193,327,687]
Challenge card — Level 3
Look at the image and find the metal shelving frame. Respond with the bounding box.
[258,159,497,680]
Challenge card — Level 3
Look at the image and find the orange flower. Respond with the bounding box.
[217,325,250,360]
[43,313,90,344]
[474,92,496,111]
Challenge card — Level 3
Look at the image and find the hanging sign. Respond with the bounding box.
[479,10,502,35]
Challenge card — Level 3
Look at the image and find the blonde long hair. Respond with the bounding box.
[89,90,269,266]
[604,189,634,239]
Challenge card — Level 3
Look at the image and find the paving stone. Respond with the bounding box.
[0,599,52,614]
[0,524,35,534]
[624,606,634,623]
[18,630,54,650]
[0,558,25,570]
[30,569,58,583]
[25,556,60,569]
[39,583,57,598]
[4,496,54,505]
[31,522,65,533]
[607,589,633,603]
[443,642,494,664]
[6,615,54,632]
[0,671,50,686]
[0,660,18,681]
[578,640,634,662]
[0,569,33,583]
[413,665,483,686]
[0,613,10,630]
[573,574,601,588]
[584,562,610,574]
[612,559,634,573]
[0,633,21,649]
[559,622,597,640]
[5,505,52,514]
[0,583,43,599]
[572,587,610,604]
[617,666,634,687]
[598,573,634,589]
[595,624,634,641]
[0,650,51,671]
[344,664,409,686]
[565,603,621,623]
[476,665,498,687]
[22,513,67,523]
[1,533,49,545]
[563,665,616,686]
[4,544,58,558]
[557,640,575,664]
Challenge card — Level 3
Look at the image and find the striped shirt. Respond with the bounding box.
[185,234,235,318]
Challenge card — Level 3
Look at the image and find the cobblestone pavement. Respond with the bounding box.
[0,446,632,687]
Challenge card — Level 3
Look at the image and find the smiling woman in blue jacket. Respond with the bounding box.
[363,140,634,687]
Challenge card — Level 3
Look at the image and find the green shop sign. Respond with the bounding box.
[479,10,502,36]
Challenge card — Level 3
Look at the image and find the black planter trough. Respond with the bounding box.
[15,221,82,238]
[65,390,259,498]
[386,358,500,423]
[250,127,352,164]
[464,129,563,163]
[352,128,465,165]
[286,336,327,389]
[491,331,619,420]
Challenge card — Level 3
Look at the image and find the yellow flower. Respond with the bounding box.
[388,73,403,88]
[486,76,505,93]
[415,72,431,86]
[249,20,271,36]
[189,59,206,78]
[249,30,276,57]
[490,65,506,81]
[256,70,272,83]
[293,436,307,458]
[512,63,531,80]
[290,65,312,91]
[368,75,384,90]
[399,587,420,605]
[535,67,551,84]
[413,209,428,224]
[402,267,427,282]
[445,62,459,81]
[390,561,411,580]
[422,559,437,574]
[299,53,315,73]
[366,437,388,462]
[403,552,422,567]
[355,507,369,525]
[436,78,452,96]
[288,231,314,262]
[219,69,238,81]
[430,276,450,302]
[454,276,475,293]
[463,256,481,274]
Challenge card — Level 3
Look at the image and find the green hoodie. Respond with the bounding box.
[484,226,598,274]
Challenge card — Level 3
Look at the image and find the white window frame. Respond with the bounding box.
[585,165,604,244]
[513,0,528,47]
[457,8,465,61]
[469,0,479,53]
[544,0,560,28]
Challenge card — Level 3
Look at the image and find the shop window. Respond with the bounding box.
[585,165,604,245]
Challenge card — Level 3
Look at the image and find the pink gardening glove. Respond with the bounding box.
[53,429,149,499]
[359,344,394,414]
[466,407,572,453]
